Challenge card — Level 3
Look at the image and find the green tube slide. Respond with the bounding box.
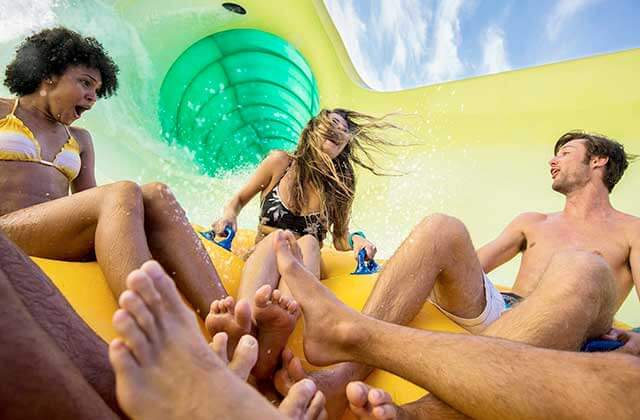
[158,29,320,175]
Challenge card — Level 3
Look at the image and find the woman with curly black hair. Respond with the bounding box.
[0,27,228,317]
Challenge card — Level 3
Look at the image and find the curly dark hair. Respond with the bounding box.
[4,27,119,98]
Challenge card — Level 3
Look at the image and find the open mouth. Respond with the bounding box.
[74,105,90,118]
[551,168,560,178]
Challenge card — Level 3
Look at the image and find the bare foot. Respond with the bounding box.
[109,260,282,420]
[210,332,258,381]
[253,284,300,379]
[347,382,398,420]
[279,379,328,420]
[205,296,252,358]
[275,350,367,419]
[273,230,364,366]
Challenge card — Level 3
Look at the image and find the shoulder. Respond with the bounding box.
[266,150,291,165]
[620,213,640,245]
[262,150,291,171]
[511,212,549,228]
[69,126,94,152]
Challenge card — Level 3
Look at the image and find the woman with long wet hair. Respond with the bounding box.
[209,108,398,379]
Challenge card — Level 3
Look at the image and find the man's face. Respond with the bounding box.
[548,139,592,194]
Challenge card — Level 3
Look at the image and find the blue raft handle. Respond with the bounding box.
[581,339,624,352]
[581,327,640,352]
[352,248,381,275]
[200,226,235,251]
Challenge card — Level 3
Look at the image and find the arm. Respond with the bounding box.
[476,212,543,273]
[629,220,640,301]
[334,230,377,260]
[71,128,97,193]
[213,151,289,233]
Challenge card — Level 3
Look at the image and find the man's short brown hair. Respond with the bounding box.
[554,131,636,192]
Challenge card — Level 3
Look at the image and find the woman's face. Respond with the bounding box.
[47,65,102,125]
[321,112,350,159]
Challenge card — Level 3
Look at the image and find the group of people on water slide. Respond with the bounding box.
[1,27,639,419]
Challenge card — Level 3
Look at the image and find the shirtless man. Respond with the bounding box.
[271,229,640,419]
[269,130,639,417]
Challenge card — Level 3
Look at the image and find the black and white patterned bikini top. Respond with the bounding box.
[259,168,327,242]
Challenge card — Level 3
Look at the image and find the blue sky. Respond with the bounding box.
[325,0,640,90]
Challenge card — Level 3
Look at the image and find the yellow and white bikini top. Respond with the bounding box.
[0,98,82,182]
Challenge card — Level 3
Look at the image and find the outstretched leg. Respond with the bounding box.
[111,260,326,420]
[0,231,120,413]
[230,232,318,379]
[296,215,488,416]
[0,238,118,418]
[274,230,638,419]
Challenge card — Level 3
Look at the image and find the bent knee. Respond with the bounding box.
[297,234,320,253]
[141,182,173,201]
[548,250,615,301]
[101,181,143,215]
[141,182,185,215]
[415,213,469,244]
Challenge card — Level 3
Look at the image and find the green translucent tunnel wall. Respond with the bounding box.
[158,29,320,175]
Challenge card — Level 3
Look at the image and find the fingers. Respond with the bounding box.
[364,244,377,260]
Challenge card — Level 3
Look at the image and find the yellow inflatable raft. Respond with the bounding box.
[32,225,631,415]
[32,226,465,409]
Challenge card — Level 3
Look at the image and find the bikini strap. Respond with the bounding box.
[275,158,294,185]
[10,97,19,115]
[63,124,73,139]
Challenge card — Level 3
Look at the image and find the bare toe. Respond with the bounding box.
[279,379,319,419]
[255,284,273,309]
[228,334,258,381]
[346,382,397,420]
[307,390,327,420]
[112,308,151,364]
[210,332,230,363]
[119,290,158,343]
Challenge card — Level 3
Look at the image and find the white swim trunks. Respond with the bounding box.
[428,273,515,334]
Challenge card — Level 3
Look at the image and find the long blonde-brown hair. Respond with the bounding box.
[286,108,399,241]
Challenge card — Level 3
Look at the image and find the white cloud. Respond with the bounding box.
[424,0,465,84]
[325,0,432,91]
[481,25,510,74]
[546,0,598,40]
[324,0,383,88]
[325,0,468,89]
[378,1,430,76]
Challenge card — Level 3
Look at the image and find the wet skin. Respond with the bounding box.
[0,65,100,217]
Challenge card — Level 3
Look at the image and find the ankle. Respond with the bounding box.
[333,318,369,355]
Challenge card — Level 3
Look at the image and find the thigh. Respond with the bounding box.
[0,257,117,418]
[483,251,616,350]
[426,222,486,320]
[363,214,485,323]
[1,184,118,260]
[0,231,120,411]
